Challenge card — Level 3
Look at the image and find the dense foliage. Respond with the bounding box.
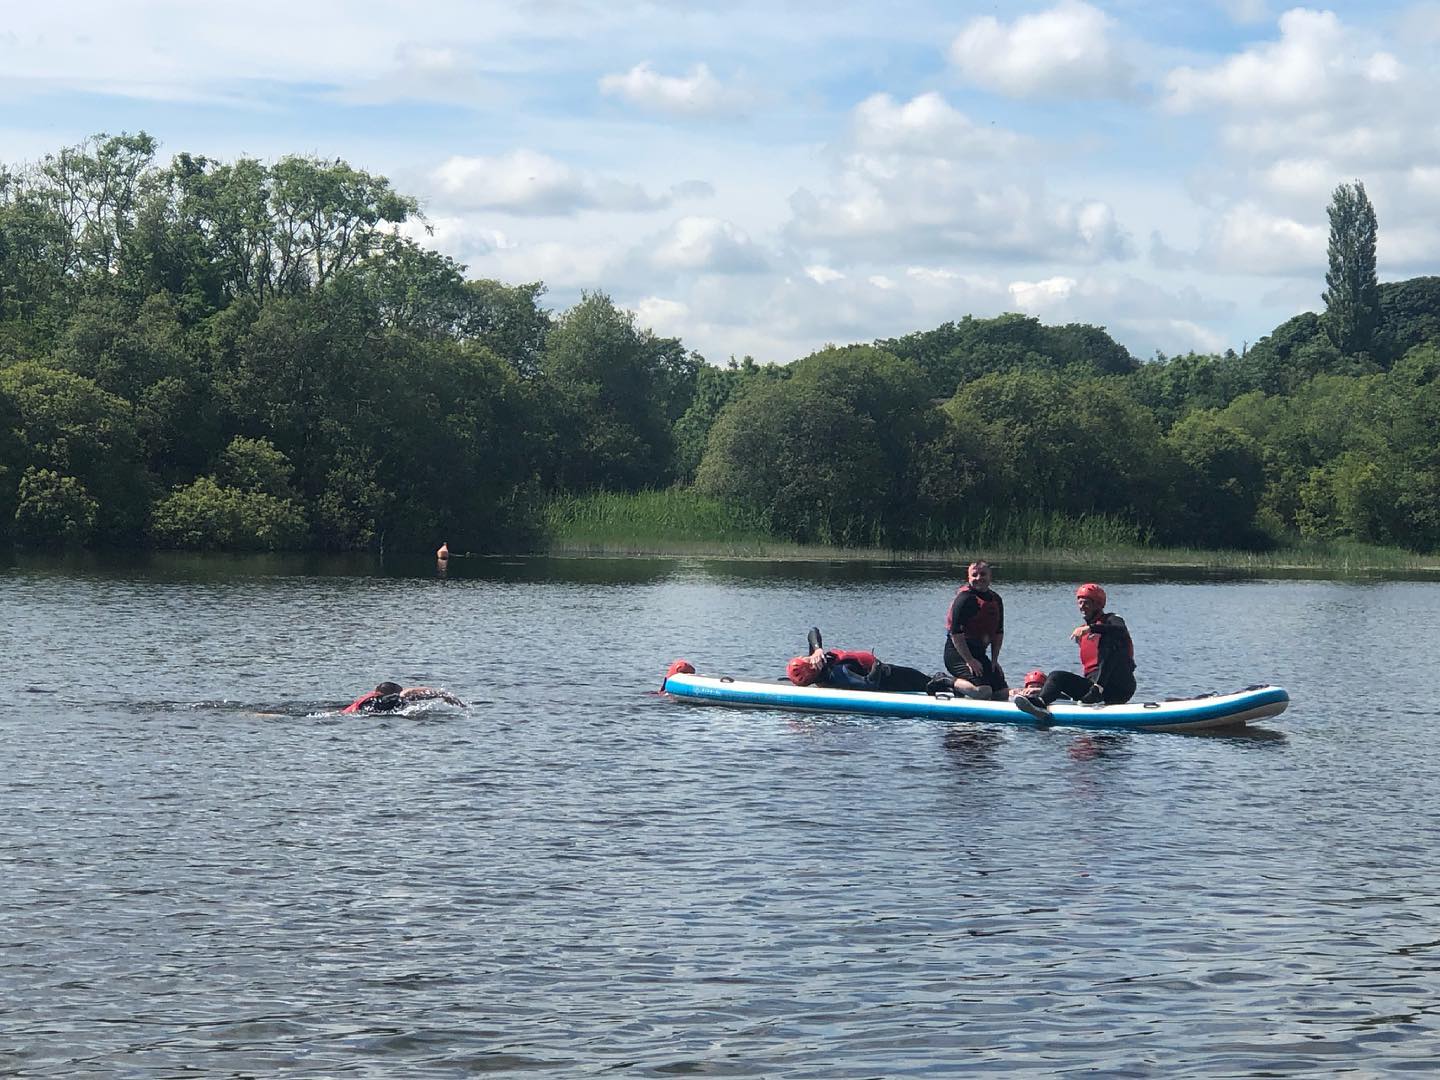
[4,134,1440,554]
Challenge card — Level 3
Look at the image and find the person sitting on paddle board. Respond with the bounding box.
[787,628,933,693]
[342,681,465,714]
[942,560,1008,699]
[1014,583,1135,721]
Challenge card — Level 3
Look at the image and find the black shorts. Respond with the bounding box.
[943,640,1006,691]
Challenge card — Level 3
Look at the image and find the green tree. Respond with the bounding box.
[541,292,681,492]
[13,467,98,547]
[1322,181,1380,358]
[696,380,888,544]
[672,357,784,482]
[149,475,307,550]
[0,361,150,542]
[1164,411,1267,547]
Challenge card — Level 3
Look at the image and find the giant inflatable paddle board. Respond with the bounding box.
[662,670,1288,733]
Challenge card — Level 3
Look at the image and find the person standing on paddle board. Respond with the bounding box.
[942,560,1008,699]
[787,630,933,693]
[1014,583,1135,721]
[343,682,465,714]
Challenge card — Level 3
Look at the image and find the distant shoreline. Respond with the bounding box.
[542,538,1440,574]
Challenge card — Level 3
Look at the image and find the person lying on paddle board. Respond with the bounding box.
[1014,583,1136,722]
[787,628,935,693]
[342,682,465,714]
[942,560,1008,699]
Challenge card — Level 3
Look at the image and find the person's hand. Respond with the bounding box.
[1071,625,1087,641]
[966,657,983,678]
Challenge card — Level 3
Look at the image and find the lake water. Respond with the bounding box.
[4,552,1440,1076]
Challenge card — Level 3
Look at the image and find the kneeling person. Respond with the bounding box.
[942,560,1008,699]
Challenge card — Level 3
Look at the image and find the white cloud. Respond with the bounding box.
[1203,202,1326,274]
[1165,9,1402,112]
[1009,276,1078,311]
[430,149,671,215]
[787,157,1133,264]
[632,296,691,337]
[805,265,845,284]
[1257,157,1336,202]
[599,62,743,115]
[648,216,769,273]
[1006,273,1236,356]
[948,0,1136,99]
[851,92,1024,158]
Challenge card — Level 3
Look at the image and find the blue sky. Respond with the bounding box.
[5,1,1439,365]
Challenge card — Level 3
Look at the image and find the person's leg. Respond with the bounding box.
[825,662,873,691]
[1039,670,1093,705]
[1101,673,1136,704]
[877,663,931,693]
[942,642,989,697]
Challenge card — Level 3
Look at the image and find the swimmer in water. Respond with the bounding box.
[342,682,465,714]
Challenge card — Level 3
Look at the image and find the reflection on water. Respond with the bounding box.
[4,553,1440,1076]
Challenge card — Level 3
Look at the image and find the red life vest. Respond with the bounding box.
[342,691,381,714]
[946,586,1002,641]
[1077,615,1134,677]
[828,648,877,669]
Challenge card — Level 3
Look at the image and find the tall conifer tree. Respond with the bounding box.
[1322,180,1380,357]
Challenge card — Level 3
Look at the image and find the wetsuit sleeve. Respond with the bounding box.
[995,594,1004,636]
[1093,616,1134,688]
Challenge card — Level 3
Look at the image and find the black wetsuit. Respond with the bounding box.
[1034,614,1136,706]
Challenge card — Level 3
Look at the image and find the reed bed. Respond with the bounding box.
[543,491,1440,573]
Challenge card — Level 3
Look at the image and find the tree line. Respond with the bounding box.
[1,138,1435,553]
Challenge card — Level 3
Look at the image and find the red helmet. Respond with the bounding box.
[787,655,820,686]
[1024,669,1046,687]
[666,659,695,678]
[1075,583,1106,606]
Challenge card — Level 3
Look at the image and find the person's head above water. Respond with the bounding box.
[374,681,403,696]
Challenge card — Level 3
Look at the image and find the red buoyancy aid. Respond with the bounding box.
[1077,615,1134,677]
[828,648,878,669]
[342,691,381,714]
[946,586,1002,640]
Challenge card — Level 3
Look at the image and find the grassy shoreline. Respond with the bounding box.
[544,491,1440,573]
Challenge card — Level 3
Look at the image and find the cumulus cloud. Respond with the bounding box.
[599,61,745,115]
[1165,9,1401,112]
[648,216,769,273]
[948,0,1136,99]
[1006,273,1236,356]
[1203,202,1326,275]
[431,149,678,215]
[786,157,1132,264]
[851,92,1025,158]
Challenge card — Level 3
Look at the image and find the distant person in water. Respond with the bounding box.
[787,627,934,693]
[343,682,465,714]
[436,541,450,561]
